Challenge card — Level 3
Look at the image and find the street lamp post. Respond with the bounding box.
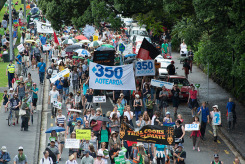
[9,0,14,61]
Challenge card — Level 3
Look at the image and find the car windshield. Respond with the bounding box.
[169,78,190,86]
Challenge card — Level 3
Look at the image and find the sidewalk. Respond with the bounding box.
[173,52,245,160]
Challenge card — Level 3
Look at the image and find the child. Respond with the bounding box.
[9,88,14,99]
[3,90,9,112]
[163,111,173,123]
[31,56,36,70]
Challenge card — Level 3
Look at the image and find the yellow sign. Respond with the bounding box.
[76,129,91,140]
[93,35,98,41]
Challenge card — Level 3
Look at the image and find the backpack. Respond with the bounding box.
[42,157,52,164]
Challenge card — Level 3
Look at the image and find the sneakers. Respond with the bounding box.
[197,147,200,152]
[193,146,195,150]
[12,122,15,126]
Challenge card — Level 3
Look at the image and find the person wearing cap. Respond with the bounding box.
[74,119,83,131]
[37,58,46,85]
[5,93,21,126]
[13,146,27,164]
[20,97,30,131]
[81,150,94,164]
[167,60,176,75]
[0,146,11,163]
[145,94,155,118]
[173,143,186,164]
[163,111,173,123]
[210,105,220,142]
[197,102,210,141]
[46,138,60,164]
[94,153,105,164]
[31,83,38,113]
[65,154,78,164]
[39,150,53,164]
[210,154,223,164]
[120,93,127,106]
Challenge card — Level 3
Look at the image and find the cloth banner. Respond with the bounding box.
[151,79,174,89]
[135,60,155,76]
[213,112,221,125]
[35,21,54,33]
[42,44,51,51]
[119,122,175,145]
[65,139,80,149]
[93,51,115,66]
[50,69,70,83]
[76,129,91,140]
[89,62,136,91]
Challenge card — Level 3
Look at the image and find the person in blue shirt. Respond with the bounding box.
[154,144,167,164]
[226,98,236,130]
[40,34,47,45]
[0,146,11,163]
[197,102,210,140]
[37,58,46,85]
[54,78,64,95]
[16,53,22,76]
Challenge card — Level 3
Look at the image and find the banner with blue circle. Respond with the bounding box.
[89,62,136,90]
[135,60,155,77]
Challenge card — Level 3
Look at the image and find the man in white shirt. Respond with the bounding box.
[39,150,53,164]
[123,105,134,126]
[48,85,60,118]
[110,105,120,118]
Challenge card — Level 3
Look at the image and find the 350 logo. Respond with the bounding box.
[136,61,153,70]
[93,64,123,79]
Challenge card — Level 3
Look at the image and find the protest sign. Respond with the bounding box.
[35,21,54,33]
[150,79,174,89]
[195,84,201,88]
[93,96,106,103]
[53,101,62,109]
[135,60,155,76]
[17,44,25,52]
[76,129,91,140]
[93,51,115,66]
[50,69,70,83]
[42,44,51,51]
[65,139,80,149]
[213,112,221,125]
[89,62,136,90]
[68,109,82,113]
[120,122,175,145]
[93,35,98,41]
[115,155,125,164]
[185,124,200,131]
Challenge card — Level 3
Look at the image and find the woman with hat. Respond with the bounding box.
[145,94,155,119]
[210,105,220,142]
[133,94,143,121]
[65,154,78,164]
[210,154,224,164]
[98,142,109,164]
[109,131,121,150]
[94,153,105,164]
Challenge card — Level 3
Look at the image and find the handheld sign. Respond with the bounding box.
[119,43,125,52]
[135,60,155,77]
[76,129,91,140]
[65,139,80,149]
[53,101,62,109]
[195,84,200,88]
[68,109,82,113]
[17,44,25,52]
[151,79,174,90]
[213,112,221,125]
[185,124,200,131]
[115,155,125,164]
[93,96,106,103]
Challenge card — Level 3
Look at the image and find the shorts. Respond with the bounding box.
[24,55,29,62]
[60,141,65,144]
[32,98,38,107]
[12,110,19,119]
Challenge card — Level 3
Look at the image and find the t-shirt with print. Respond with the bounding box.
[67,119,77,134]
[10,98,20,110]
[49,90,59,103]
[37,62,46,72]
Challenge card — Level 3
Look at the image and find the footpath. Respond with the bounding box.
[172,52,245,160]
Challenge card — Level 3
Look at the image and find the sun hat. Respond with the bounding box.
[166,111,170,115]
[50,138,56,142]
[111,131,117,136]
[214,154,219,158]
[135,94,140,98]
[212,105,218,109]
[97,153,103,157]
[178,143,184,148]
[120,93,124,97]
[1,146,7,152]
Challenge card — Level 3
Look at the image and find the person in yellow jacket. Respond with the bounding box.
[6,60,16,88]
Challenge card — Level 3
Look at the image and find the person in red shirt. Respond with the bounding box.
[188,85,199,117]
[90,112,102,137]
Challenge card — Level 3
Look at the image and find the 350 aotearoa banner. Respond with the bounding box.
[120,122,175,145]
[89,62,136,90]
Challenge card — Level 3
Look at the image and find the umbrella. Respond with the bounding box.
[45,126,66,133]
[124,58,136,64]
[74,49,91,57]
[63,39,77,45]
[65,45,82,52]
[124,54,136,58]
[72,56,78,59]
[89,41,103,48]
[91,116,112,123]
[101,44,114,48]
[75,35,88,40]
[83,24,95,39]
[96,46,114,51]
[25,40,36,44]
[78,40,91,44]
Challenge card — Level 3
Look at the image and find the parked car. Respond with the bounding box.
[158,60,171,78]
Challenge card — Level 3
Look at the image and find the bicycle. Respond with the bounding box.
[22,62,27,77]
[6,107,14,126]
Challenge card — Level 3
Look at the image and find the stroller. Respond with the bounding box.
[180,48,188,63]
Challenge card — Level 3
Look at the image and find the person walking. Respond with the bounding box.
[6,60,16,88]
[65,154,78,164]
[226,98,236,130]
[20,98,30,131]
[197,102,210,140]
[5,93,21,126]
[171,84,180,116]
[188,85,199,117]
[37,58,46,85]
[159,86,169,115]
[210,105,220,142]
[16,53,22,76]
[182,59,190,79]
[0,146,11,163]
[31,83,38,113]
[188,49,194,73]
[13,146,28,164]
[39,150,53,164]
[46,138,60,164]
[133,94,143,121]
[48,85,60,118]
[167,61,176,75]
[190,116,201,151]
[81,150,94,164]
[210,154,224,164]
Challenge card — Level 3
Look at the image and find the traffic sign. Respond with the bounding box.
[119,43,125,52]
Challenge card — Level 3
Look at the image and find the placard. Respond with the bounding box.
[65,139,80,149]
[42,44,51,51]
[93,96,106,103]
[17,44,25,52]
[213,112,221,125]
[93,51,115,66]
[135,60,155,77]
[50,69,70,83]
[115,155,125,164]
[76,129,91,140]
[185,124,200,131]
[89,62,136,91]
[150,79,174,89]
[53,101,62,109]
[35,20,54,33]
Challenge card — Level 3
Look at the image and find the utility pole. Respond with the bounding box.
[24,0,26,18]
[9,0,14,61]
[207,61,209,104]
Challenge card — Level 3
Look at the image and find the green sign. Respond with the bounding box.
[103,150,109,156]
[178,84,183,89]
[115,155,125,164]
[195,84,200,88]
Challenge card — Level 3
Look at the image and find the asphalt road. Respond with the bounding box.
[42,52,238,164]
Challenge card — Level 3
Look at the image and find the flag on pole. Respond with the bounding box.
[54,32,59,45]
[136,38,160,60]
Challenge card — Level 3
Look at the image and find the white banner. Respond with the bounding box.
[150,79,174,89]
[135,60,155,76]
[185,124,200,131]
[213,112,221,125]
[50,69,70,83]
[17,44,25,52]
[89,62,136,90]
[65,139,80,149]
[36,21,54,33]
[42,44,51,51]
[93,96,106,103]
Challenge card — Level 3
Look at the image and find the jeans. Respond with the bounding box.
[143,97,147,111]
[39,72,45,83]
[8,73,14,88]
[135,110,141,121]
[157,157,165,164]
[51,103,57,117]
[63,87,69,100]
[200,121,207,138]
[17,64,22,76]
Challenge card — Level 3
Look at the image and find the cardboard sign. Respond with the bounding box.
[185,124,200,131]
[65,139,80,149]
[93,96,106,103]
[42,44,51,51]
[17,44,25,52]
[93,51,115,66]
[76,129,91,140]
[213,112,221,125]
[150,79,174,90]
